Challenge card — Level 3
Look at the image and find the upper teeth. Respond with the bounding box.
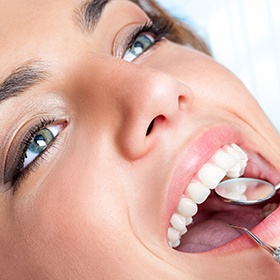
[167,143,248,248]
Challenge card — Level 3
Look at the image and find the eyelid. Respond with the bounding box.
[3,117,66,187]
[112,23,145,59]
[113,17,173,61]
[122,21,153,55]
[123,32,157,62]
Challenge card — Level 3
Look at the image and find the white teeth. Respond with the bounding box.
[167,227,180,243]
[169,239,180,248]
[231,143,248,159]
[224,192,247,201]
[211,149,237,171]
[223,145,248,178]
[184,216,193,226]
[177,197,198,217]
[198,164,226,189]
[226,163,243,178]
[167,143,248,248]
[240,159,248,168]
[170,213,188,232]
[187,182,211,204]
[236,182,247,193]
[179,227,188,236]
[226,181,247,193]
[224,145,243,160]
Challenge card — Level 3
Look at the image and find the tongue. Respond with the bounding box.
[177,195,264,253]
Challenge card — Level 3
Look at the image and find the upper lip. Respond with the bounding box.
[164,124,280,246]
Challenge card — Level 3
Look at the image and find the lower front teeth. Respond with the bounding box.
[167,143,248,248]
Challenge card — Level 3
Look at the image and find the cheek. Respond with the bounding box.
[10,152,134,276]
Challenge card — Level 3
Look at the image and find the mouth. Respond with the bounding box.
[167,143,280,253]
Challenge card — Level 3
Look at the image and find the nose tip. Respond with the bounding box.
[116,70,193,161]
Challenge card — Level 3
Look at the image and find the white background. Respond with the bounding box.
[158,0,280,132]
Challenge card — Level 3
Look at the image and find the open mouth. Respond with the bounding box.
[167,144,280,253]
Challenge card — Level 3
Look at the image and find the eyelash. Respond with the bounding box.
[124,16,174,58]
[10,117,63,192]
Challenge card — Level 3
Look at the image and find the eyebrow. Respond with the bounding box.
[0,0,112,104]
[0,61,48,104]
[75,0,111,32]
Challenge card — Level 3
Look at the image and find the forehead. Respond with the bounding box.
[0,0,77,65]
[0,0,135,76]
[0,0,78,33]
[0,0,135,39]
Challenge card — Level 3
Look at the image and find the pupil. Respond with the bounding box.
[134,41,143,48]
[29,129,53,153]
[34,135,47,148]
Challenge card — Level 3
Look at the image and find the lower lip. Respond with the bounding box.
[247,204,280,246]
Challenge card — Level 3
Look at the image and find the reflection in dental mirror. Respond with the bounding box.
[215,178,280,205]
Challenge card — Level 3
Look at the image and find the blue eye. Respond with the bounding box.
[4,119,66,192]
[123,34,155,62]
[121,18,173,62]
[23,125,62,169]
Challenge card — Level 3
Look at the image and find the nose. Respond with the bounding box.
[110,62,193,160]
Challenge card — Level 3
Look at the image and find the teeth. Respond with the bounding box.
[231,143,248,159]
[177,197,198,217]
[211,149,237,171]
[224,145,248,178]
[167,227,180,244]
[179,226,188,236]
[184,217,193,226]
[187,181,211,204]
[170,213,188,232]
[169,239,180,248]
[167,143,248,248]
[224,144,244,160]
[226,181,247,193]
[224,192,247,201]
[198,164,226,189]
[226,163,243,178]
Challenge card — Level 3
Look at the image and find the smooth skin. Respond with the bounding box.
[0,0,280,279]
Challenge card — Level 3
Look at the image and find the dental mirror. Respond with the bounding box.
[215,178,280,205]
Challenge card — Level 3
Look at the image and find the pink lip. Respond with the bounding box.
[255,205,280,242]
[164,124,280,256]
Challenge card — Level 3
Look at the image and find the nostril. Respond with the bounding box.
[178,95,189,109]
[146,119,155,136]
[146,115,165,136]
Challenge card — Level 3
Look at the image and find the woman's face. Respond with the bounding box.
[1,0,280,279]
